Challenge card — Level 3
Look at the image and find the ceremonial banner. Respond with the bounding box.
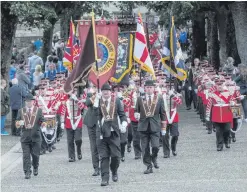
[111,32,133,84]
[162,16,187,81]
[64,23,95,94]
[88,20,118,88]
[78,21,91,51]
[63,20,81,72]
[134,13,155,79]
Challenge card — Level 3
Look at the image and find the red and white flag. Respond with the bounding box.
[133,13,156,79]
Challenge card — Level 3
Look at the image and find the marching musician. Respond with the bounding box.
[162,82,182,158]
[206,78,233,151]
[84,86,100,176]
[93,83,127,186]
[62,89,84,162]
[16,94,45,179]
[135,80,166,174]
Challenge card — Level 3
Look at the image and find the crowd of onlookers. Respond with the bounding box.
[1,37,67,136]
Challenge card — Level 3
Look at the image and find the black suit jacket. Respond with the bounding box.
[135,95,166,133]
[17,107,45,143]
[84,94,96,128]
[94,97,127,138]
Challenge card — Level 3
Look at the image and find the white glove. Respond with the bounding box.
[161,129,166,136]
[120,121,127,133]
[239,95,245,100]
[168,89,174,96]
[188,86,192,91]
[93,92,102,108]
[139,87,144,93]
[70,94,78,101]
[61,123,65,130]
[127,118,131,124]
[194,89,198,94]
[96,92,102,99]
[117,92,122,98]
[178,86,181,89]
[205,117,210,122]
[19,120,24,126]
[134,112,140,120]
[230,101,235,106]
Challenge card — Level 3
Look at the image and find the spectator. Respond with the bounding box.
[179,28,187,51]
[9,78,28,136]
[12,45,18,60]
[16,64,31,94]
[47,63,57,81]
[45,55,53,73]
[34,38,43,51]
[28,51,44,82]
[1,79,10,135]
[9,60,17,81]
[33,65,44,90]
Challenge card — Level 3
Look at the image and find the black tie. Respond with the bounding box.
[148,96,152,106]
[105,100,108,107]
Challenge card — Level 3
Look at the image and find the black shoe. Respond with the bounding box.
[112,173,118,182]
[121,157,125,162]
[57,137,60,142]
[92,168,100,176]
[186,107,191,110]
[52,145,56,150]
[163,154,170,158]
[152,157,159,169]
[33,168,38,176]
[127,146,131,153]
[48,147,52,153]
[213,128,216,132]
[217,147,223,151]
[101,180,109,186]
[203,122,206,126]
[68,158,75,162]
[25,172,31,179]
[144,167,153,174]
[232,137,236,142]
[78,154,82,160]
[208,130,212,134]
[134,156,141,160]
[40,150,46,155]
[225,143,230,148]
[172,151,177,156]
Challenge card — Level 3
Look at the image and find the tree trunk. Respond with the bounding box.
[209,12,220,70]
[1,3,18,80]
[217,6,228,67]
[41,23,55,64]
[192,12,206,60]
[226,11,241,65]
[206,15,211,61]
[230,2,247,65]
[60,11,70,40]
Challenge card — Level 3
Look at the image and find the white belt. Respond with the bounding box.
[68,115,81,120]
[214,104,229,107]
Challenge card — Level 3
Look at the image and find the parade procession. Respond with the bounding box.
[1,1,247,192]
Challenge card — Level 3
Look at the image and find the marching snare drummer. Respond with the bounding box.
[16,94,45,179]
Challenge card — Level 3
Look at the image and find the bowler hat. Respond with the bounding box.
[101,83,111,91]
[144,80,155,86]
[25,94,35,101]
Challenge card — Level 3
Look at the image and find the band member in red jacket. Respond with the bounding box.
[61,90,84,162]
[162,83,182,158]
[206,79,234,151]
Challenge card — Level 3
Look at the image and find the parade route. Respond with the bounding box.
[1,106,247,192]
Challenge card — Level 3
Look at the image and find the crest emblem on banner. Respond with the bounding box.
[91,35,116,75]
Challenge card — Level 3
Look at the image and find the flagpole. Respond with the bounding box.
[91,10,103,139]
[70,17,75,124]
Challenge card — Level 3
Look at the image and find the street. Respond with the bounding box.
[1,106,247,192]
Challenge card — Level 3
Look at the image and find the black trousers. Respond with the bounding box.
[184,88,192,108]
[87,125,100,169]
[56,114,62,140]
[127,124,133,147]
[97,131,120,181]
[120,128,128,158]
[214,122,231,148]
[230,118,239,139]
[66,128,82,159]
[162,123,179,156]
[131,121,142,158]
[41,133,47,152]
[11,109,19,136]
[21,141,41,174]
[139,125,160,168]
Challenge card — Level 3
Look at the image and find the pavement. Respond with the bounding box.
[1,106,247,192]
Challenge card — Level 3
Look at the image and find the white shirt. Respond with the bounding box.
[102,97,111,113]
[146,94,154,102]
[26,106,34,114]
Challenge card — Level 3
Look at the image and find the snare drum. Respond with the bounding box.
[44,115,56,128]
[231,104,241,118]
